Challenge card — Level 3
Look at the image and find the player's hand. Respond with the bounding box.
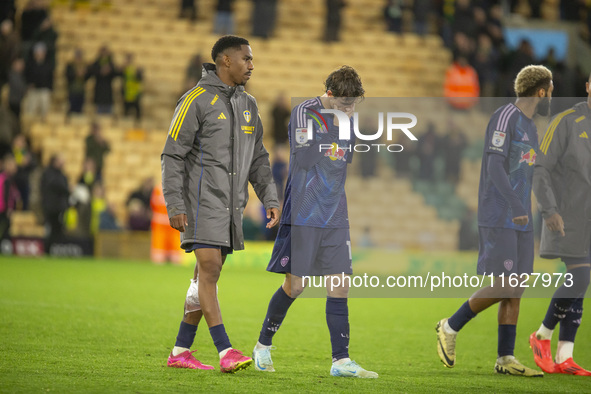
[266,208,280,228]
[512,215,529,226]
[545,213,565,236]
[170,213,188,232]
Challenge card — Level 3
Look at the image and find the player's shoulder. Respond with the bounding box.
[292,97,322,118]
[176,84,212,108]
[550,102,585,125]
[489,103,521,133]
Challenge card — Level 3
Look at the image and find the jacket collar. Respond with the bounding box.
[200,63,244,96]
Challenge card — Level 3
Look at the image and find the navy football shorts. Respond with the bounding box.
[477,227,534,276]
[184,242,233,256]
[267,224,353,277]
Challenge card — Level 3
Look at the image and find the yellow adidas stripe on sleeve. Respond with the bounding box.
[575,115,586,123]
[540,109,575,154]
[169,87,205,140]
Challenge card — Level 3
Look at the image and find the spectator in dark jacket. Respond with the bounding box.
[413,0,432,36]
[41,154,69,247]
[384,0,404,34]
[252,0,277,39]
[271,92,290,145]
[84,123,110,180]
[8,58,26,126]
[214,0,234,34]
[324,0,345,42]
[87,46,120,114]
[20,0,48,42]
[31,17,57,67]
[121,53,143,123]
[66,48,87,115]
[25,42,54,120]
[11,134,34,210]
[0,19,20,89]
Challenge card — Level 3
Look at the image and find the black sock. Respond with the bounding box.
[174,321,197,349]
[209,324,232,354]
[559,297,583,342]
[326,297,349,362]
[447,301,476,332]
[258,286,295,346]
[497,324,516,357]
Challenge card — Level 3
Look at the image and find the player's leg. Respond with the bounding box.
[195,247,252,372]
[254,273,303,372]
[322,229,377,378]
[531,257,590,374]
[436,227,514,368]
[254,225,305,371]
[325,273,377,379]
[168,262,213,370]
[494,230,542,377]
[553,297,591,375]
[552,259,591,375]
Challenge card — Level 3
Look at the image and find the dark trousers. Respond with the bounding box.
[0,213,10,241]
[45,210,64,252]
[124,100,141,120]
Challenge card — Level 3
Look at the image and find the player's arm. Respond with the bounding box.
[161,97,200,232]
[291,107,340,171]
[248,114,280,227]
[484,120,527,224]
[533,114,568,236]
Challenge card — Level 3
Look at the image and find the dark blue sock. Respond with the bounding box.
[258,286,296,346]
[559,298,583,342]
[209,324,232,353]
[447,301,477,332]
[542,297,574,330]
[497,324,516,357]
[326,297,349,362]
[174,321,197,349]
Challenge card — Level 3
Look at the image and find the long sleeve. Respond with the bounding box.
[161,93,200,218]
[533,113,568,219]
[248,115,279,209]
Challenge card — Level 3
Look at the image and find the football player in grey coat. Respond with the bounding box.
[161,35,280,373]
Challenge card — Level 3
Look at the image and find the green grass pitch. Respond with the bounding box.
[1,254,590,393]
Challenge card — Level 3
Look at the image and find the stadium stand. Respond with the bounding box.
[16,0,457,251]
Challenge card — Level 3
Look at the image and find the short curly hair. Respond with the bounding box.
[211,35,250,62]
[324,65,365,98]
[514,65,553,98]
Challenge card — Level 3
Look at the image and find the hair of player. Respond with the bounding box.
[514,65,553,98]
[211,35,250,62]
[324,65,365,98]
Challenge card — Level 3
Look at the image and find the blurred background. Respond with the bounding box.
[0,0,589,262]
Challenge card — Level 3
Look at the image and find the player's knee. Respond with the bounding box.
[283,274,305,298]
[199,263,221,283]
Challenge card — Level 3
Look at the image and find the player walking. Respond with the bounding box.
[436,65,553,376]
[529,75,591,376]
[161,35,280,373]
[251,66,378,378]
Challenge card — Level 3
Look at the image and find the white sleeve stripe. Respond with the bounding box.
[500,107,517,132]
[496,105,512,131]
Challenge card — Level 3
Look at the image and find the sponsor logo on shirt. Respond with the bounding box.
[519,148,536,166]
[295,128,309,144]
[324,142,346,161]
[492,130,506,147]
